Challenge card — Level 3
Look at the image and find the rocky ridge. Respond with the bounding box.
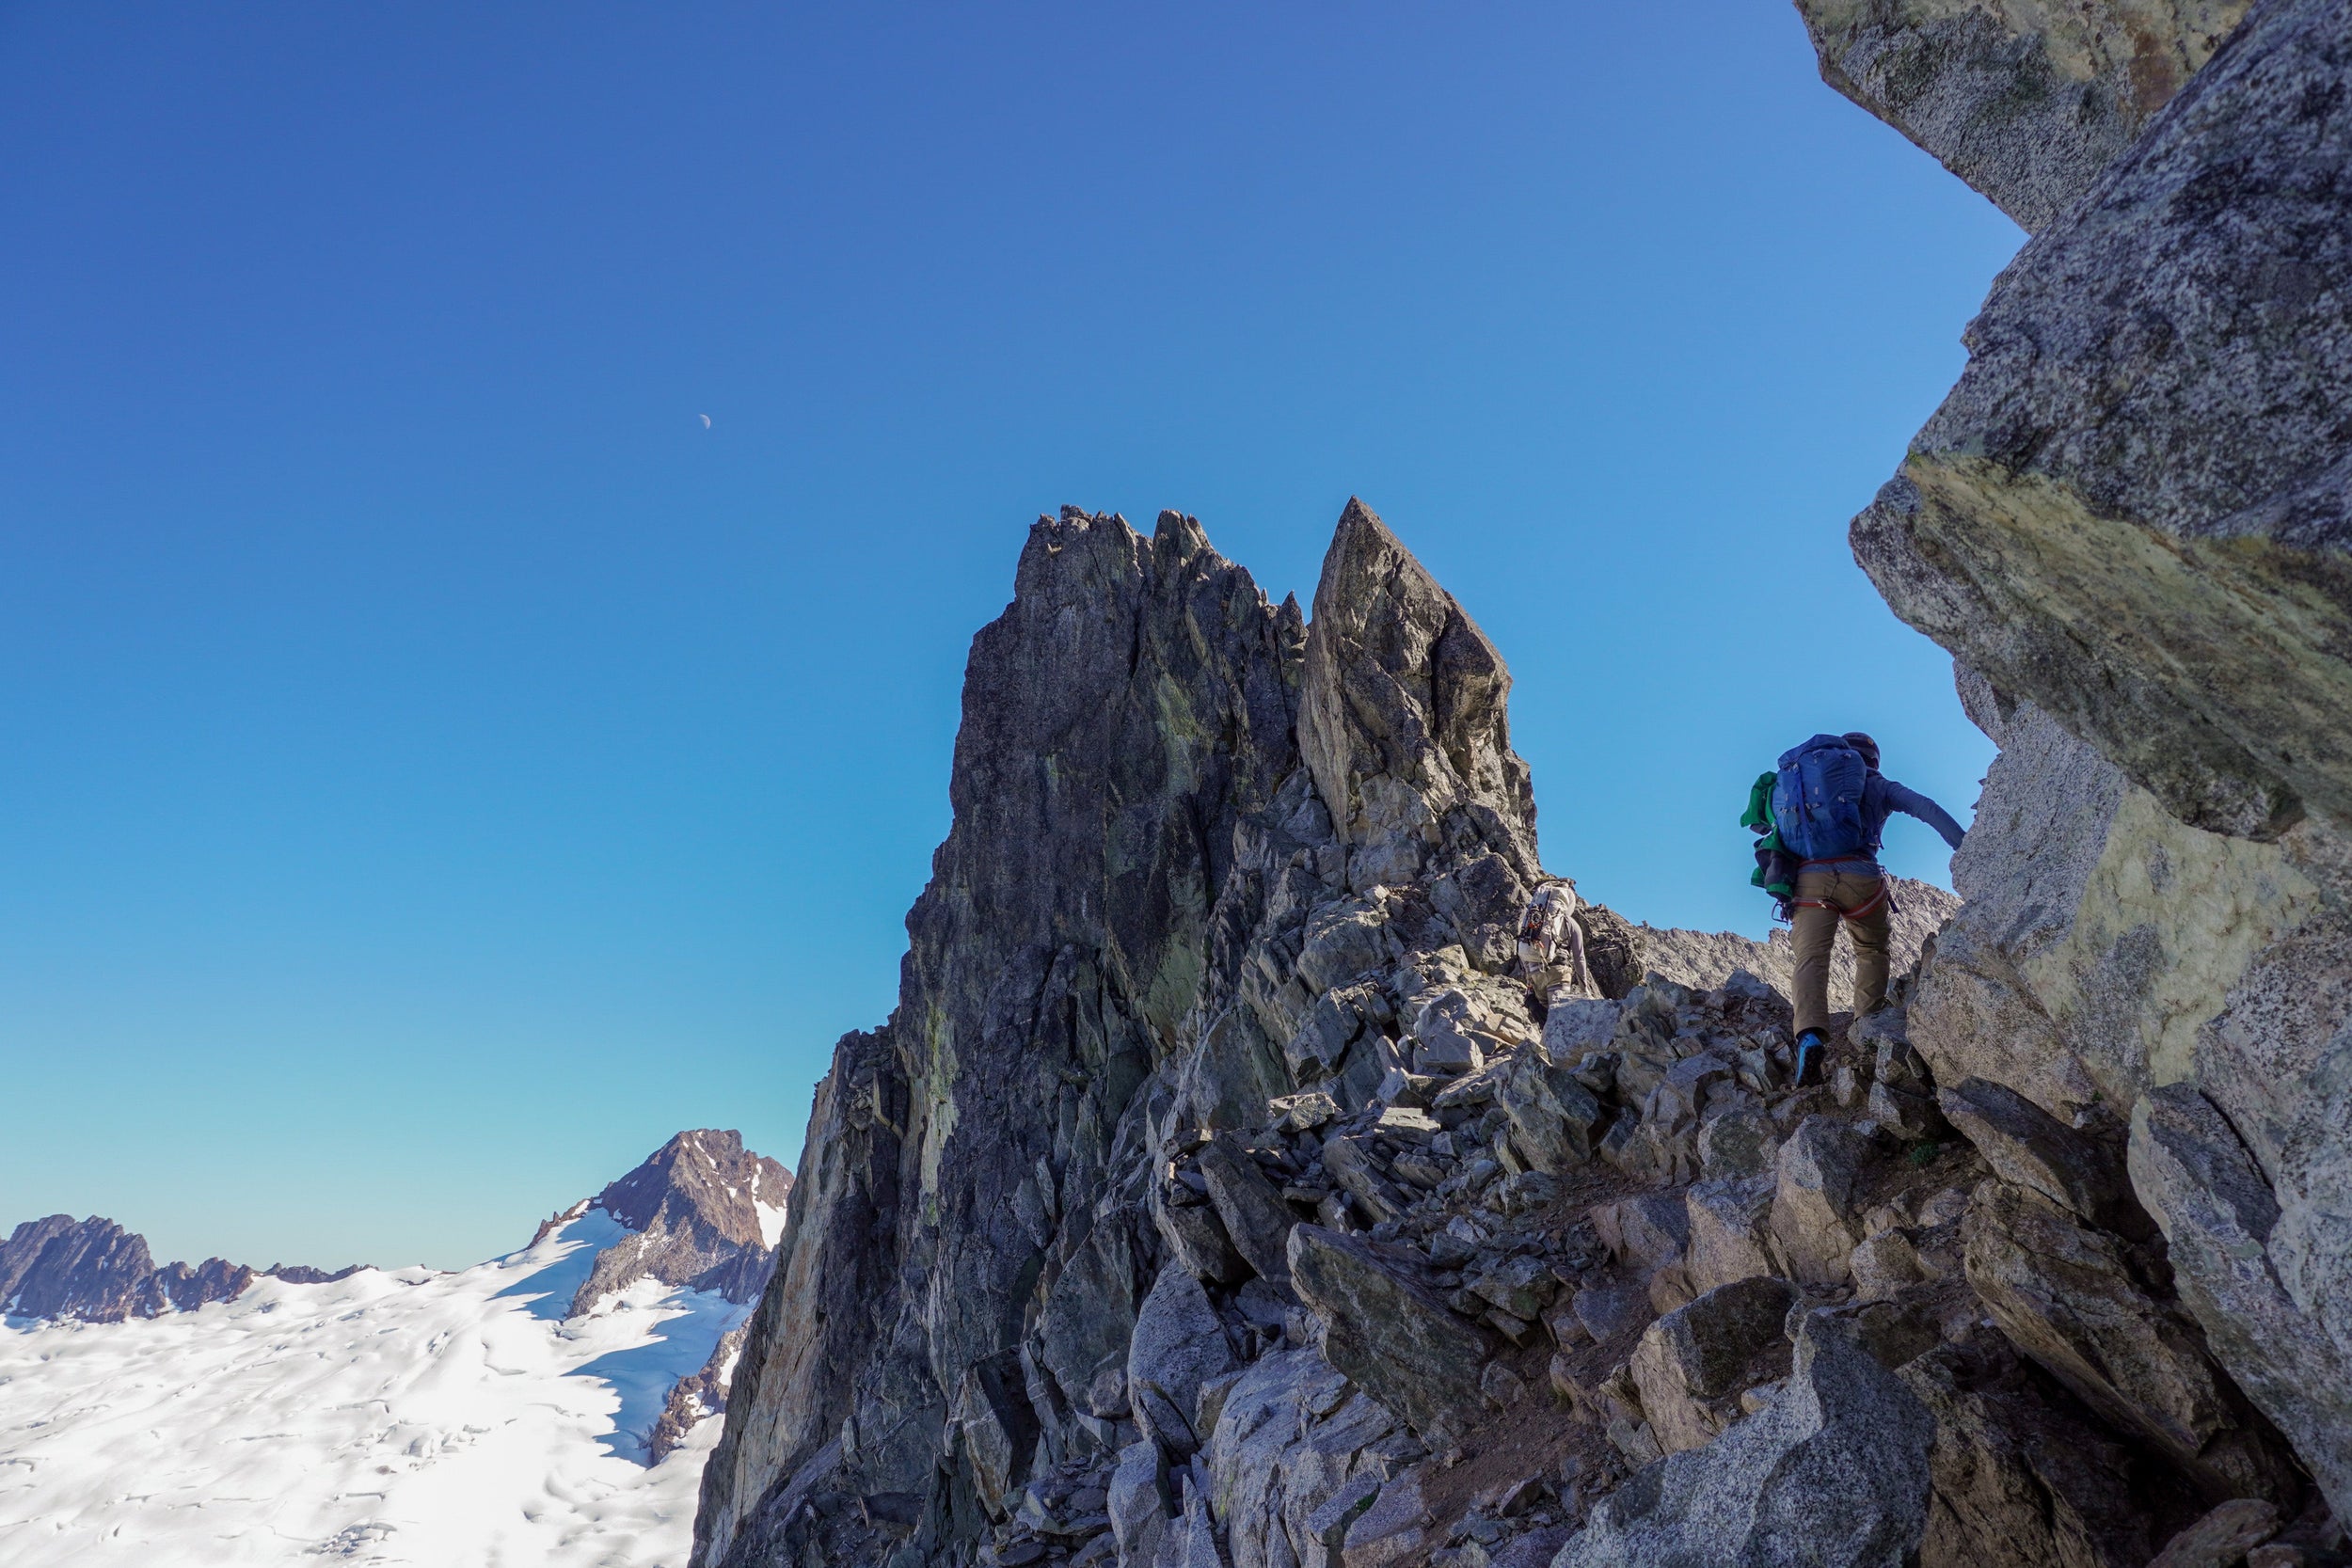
[0,1213,348,1323]
[694,3,2352,1561]
[696,491,2344,1568]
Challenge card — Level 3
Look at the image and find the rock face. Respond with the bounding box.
[1793,0,2252,233]
[569,1128,793,1314]
[695,507,1315,1568]
[1851,0,2352,842]
[0,1215,254,1323]
[1802,0,2352,1525]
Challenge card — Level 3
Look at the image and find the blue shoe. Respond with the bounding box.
[1792,1029,1827,1088]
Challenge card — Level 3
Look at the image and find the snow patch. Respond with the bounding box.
[0,1211,751,1567]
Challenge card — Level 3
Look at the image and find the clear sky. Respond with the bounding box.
[0,3,2019,1272]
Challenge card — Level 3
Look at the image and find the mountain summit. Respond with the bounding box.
[568,1128,794,1315]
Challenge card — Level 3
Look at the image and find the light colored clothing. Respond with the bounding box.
[1516,883,1591,1004]
[1790,865,1891,1037]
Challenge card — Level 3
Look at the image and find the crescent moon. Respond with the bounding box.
[699,414,711,428]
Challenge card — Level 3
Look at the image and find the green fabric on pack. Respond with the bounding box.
[1743,770,1794,897]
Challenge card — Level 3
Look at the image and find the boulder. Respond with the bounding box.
[1654,1053,1734,1129]
[1127,1263,1240,1456]
[954,1350,1041,1515]
[1963,1180,2299,1505]
[1320,1132,1404,1226]
[1543,998,1621,1059]
[1849,1230,1927,1304]
[1467,1254,1554,1322]
[1555,1313,1935,1568]
[1269,1090,1342,1133]
[1572,1277,1657,1345]
[1682,1176,1778,1297]
[1295,901,1395,995]
[1340,1470,1428,1568]
[1302,1474,1383,1568]
[1629,1276,1800,1453]
[1198,1135,1299,1294]
[1772,1116,1877,1286]
[1835,1297,1944,1373]
[1287,1225,1490,1442]
[1937,1077,2143,1236]
[1107,1440,1174,1568]
[1410,989,1498,1074]
[1202,1348,1389,1568]
[1594,1190,1692,1278]
[1697,1103,1778,1179]
[1493,1049,1604,1173]
[1154,1184,1249,1287]
[1155,1481,1226,1568]
[2146,1500,2283,1568]
[1288,985,1385,1085]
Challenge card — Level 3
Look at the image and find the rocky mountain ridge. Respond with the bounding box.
[0,1213,349,1324]
[4,1127,787,1345]
[694,4,2351,1564]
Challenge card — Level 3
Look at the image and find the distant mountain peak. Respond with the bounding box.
[0,1215,251,1323]
[568,1129,795,1316]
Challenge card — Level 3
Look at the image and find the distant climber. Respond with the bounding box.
[1767,732,1965,1084]
[1514,878,1592,1015]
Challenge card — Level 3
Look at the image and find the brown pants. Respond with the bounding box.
[1790,866,1891,1037]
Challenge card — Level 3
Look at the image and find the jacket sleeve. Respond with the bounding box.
[1883,779,1967,851]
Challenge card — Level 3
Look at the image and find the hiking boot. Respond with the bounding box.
[1792,1030,1827,1088]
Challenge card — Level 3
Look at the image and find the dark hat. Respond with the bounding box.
[1841,731,1881,768]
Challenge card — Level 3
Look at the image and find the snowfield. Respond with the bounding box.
[0,1210,752,1567]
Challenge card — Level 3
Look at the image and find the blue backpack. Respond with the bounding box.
[1772,735,1870,861]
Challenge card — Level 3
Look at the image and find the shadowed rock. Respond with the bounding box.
[1287,1224,1489,1443]
[1962,1180,2301,1505]
[2131,1085,2352,1515]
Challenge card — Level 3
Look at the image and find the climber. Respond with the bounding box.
[1515,878,1592,1017]
[1773,731,1965,1085]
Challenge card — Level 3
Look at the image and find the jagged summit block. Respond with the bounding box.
[1301,499,1539,893]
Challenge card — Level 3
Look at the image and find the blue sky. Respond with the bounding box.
[0,3,2020,1271]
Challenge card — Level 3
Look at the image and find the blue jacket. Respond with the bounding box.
[1853,772,1966,859]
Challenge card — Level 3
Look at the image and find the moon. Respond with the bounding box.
[698,414,711,428]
